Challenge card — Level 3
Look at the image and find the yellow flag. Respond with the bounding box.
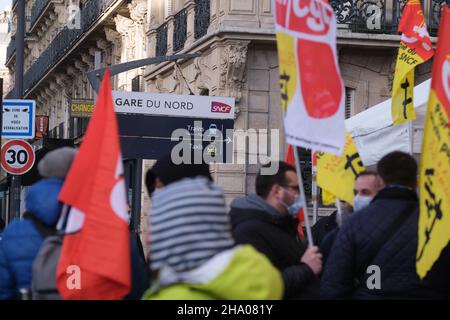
[321,188,336,206]
[392,0,434,125]
[416,7,450,279]
[316,132,365,206]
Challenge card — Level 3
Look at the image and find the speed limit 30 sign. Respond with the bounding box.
[1,139,35,175]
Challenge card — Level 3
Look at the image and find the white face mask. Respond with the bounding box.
[353,194,373,212]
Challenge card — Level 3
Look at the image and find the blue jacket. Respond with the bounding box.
[0,178,63,300]
[320,186,445,300]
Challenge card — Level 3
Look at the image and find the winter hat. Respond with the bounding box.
[149,176,234,273]
[145,152,212,195]
[38,147,78,179]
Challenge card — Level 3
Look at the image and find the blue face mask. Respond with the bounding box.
[353,194,373,212]
[280,196,303,216]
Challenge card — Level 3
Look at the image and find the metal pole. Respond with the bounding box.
[131,159,142,233]
[0,78,3,223]
[311,152,318,225]
[408,121,414,156]
[293,146,314,246]
[335,197,343,227]
[15,0,24,100]
[10,0,26,219]
[0,78,3,152]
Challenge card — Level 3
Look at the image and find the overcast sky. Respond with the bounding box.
[0,0,11,11]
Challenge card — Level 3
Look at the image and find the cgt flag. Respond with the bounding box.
[392,0,434,125]
[416,6,450,280]
[274,0,346,155]
[56,69,131,299]
[316,132,365,206]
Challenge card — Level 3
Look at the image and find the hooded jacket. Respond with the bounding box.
[0,178,63,300]
[143,245,283,300]
[229,194,319,299]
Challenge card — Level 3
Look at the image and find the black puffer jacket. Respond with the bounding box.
[229,194,319,299]
[321,186,446,299]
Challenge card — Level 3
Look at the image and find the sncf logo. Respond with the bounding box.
[211,101,232,113]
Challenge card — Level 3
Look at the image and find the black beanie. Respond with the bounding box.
[145,153,212,195]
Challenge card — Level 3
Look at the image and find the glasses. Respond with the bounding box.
[280,184,299,192]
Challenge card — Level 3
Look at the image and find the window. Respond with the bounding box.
[345,87,355,119]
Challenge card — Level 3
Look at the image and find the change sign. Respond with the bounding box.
[1,100,36,139]
[70,98,95,118]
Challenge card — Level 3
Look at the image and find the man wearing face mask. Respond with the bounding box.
[318,171,384,265]
[321,151,446,299]
[353,171,384,212]
[229,161,322,299]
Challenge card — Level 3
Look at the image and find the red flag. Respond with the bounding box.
[285,144,305,240]
[56,69,131,299]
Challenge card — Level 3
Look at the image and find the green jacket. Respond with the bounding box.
[143,245,283,300]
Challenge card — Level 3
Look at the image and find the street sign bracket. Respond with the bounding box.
[87,53,201,92]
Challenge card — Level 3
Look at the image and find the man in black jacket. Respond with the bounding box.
[229,161,322,299]
[321,151,446,299]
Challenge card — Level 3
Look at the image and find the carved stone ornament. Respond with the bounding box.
[128,0,147,25]
[220,43,249,118]
[193,57,211,94]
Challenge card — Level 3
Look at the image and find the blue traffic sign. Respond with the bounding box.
[1,100,36,139]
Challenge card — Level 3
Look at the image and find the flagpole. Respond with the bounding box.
[293,146,314,246]
[335,197,343,227]
[312,154,318,225]
[408,120,414,156]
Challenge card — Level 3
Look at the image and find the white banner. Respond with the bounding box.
[274,0,346,155]
[112,91,235,120]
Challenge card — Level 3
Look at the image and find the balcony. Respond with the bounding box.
[429,0,450,34]
[173,8,187,52]
[151,0,211,57]
[194,0,210,39]
[6,38,15,64]
[156,22,168,57]
[23,0,117,95]
[29,0,51,32]
[331,0,449,36]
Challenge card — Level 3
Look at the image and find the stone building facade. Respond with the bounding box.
[3,0,448,237]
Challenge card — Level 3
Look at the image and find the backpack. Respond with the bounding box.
[31,234,63,300]
[22,211,62,300]
[16,212,59,300]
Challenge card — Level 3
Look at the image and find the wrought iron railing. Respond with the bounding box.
[194,0,210,39]
[173,8,187,52]
[429,0,450,34]
[330,0,447,36]
[330,0,393,34]
[156,22,168,57]
[5,90,14,99]
[30,0,51,30]
[23,0,115,94]
[6,39,15,62]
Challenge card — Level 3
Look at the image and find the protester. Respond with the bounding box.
[142,171,283,299]
[316,171,384,264]
[321,151,446,299]
[145,152,213,195]
[311,200,352,248]
[352,171,384,212]
[0,147,77,300]
[229,161,322,299]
